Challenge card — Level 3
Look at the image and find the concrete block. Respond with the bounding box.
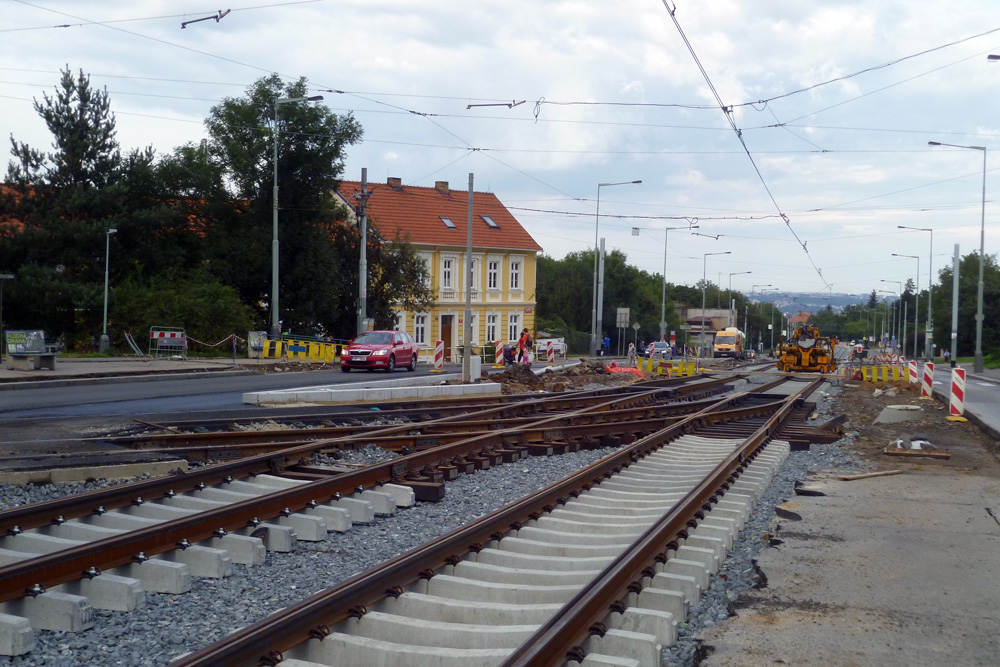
[195,487,257,503]
[0,547,32,566]
[161,495,228,512]
[121,503,196,521]
[380,483,416,508]
[515,525,632,547]
[295,631,509,667]
[649,571,699,605]
[206,533,266,566]
[338,610,537,649]
[303,504,352,532]
[276,513,326,542]
[157,544,232,579]
[475,547,612,572]
[377,591,560,625]
[0,613,33,657]
[1,532,83,554]
[0,591,93,632]
[113,559,191,594]
[683,534,726,561]
[580,655,641,667]
[357,489,396,515]
[583,628,660,667]
[59,573,145,612]
[40,521,124,542]
[328,496,375,523]
[244,473,306,489]
[609,606,676,645]
[632,587,687,623]
[532,515,645,536]
[662,558,709,590]
[424,573,577,605]
[84,512,161,531]
[675,545,720,574]
[235,523,297,552]
[453,560,598,587]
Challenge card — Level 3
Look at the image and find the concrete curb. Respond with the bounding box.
[244,374,506,405]
[0,459,189,486]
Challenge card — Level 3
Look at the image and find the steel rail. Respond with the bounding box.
[0,384,715,603]
[168,379,802,667]
[498,378,823,667]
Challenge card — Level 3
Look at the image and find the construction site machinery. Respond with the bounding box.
[776,324,837,374]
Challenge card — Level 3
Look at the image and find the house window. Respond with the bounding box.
[468,257,480,297]
[394,310,406,332]
[442,258,453,289]
[508,313,520,342]
[469,312,479,344]
[509,259,521,290]
[487,313,498,342]
[441,216,456,229]
[481,215,499,228]
[487,259,499,290]
[418,256,431,287]
[414,314,427,344]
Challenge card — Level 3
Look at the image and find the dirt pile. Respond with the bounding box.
[485,359,637,395]
[833,380,999,474]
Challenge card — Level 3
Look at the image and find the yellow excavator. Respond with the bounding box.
[776,325,837,374]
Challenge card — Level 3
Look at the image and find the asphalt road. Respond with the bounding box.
[0,366,447,419]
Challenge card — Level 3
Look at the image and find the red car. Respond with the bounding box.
[341,330,419,372]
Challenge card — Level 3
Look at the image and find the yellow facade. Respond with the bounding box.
[394,246,537,361]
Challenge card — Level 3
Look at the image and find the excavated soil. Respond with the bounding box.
[832,380,1000,476]
[483,360,639,394]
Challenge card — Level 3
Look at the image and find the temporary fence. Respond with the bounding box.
[149,327,186,358]
[257,333,343,363]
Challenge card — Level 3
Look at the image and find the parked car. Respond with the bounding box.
[341,330,418,372]
[646,341,673,359]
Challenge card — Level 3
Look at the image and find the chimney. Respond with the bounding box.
[434,181,449,195]
[387,176,402,189]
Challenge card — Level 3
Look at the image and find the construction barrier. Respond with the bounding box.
[430,340,444,372]
[495,340,504,367]
[261,339,284,359]
[282,337,338,363]
[908,359,918,383]
[149,327,186,358]
[921,362,934,398]
[547,340,555,365]
[949,368,967,419]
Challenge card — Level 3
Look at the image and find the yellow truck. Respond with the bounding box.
[713,327,746,359]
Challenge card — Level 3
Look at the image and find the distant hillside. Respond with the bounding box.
[751,292,871,315]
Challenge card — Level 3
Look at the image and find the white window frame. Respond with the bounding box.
[487,256,500,291]
[486,313,499,343]
[394,310,406,332]
[417,252,432,288]
[509,255,524,292]
[469,312,480,345]
[414,313,428,345]
[508,312,521,343]
[442,257,453,289]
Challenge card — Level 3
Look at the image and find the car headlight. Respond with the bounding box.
[373,349,389,356]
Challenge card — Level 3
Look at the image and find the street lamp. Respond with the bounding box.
[271,94,324,338]
[897,225,933,360]
[929,140,987,372]
[727,271,751,327]
[892,253,921,363]
[878,290,896,349]
[701,251,731,357]
[99,228,117,353]
[881,280,902,351]
[591,180,642,355]
[659,224,698,341]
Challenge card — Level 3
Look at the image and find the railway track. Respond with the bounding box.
[172,376,822,666]
[0,374,835,661]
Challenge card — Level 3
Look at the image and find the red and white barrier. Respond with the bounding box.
[430,340,444,372]
[495,340,504,367]
[949,368,966,417]
[546,340,554,365]
[908,359,918,384]
[920,362,934,398]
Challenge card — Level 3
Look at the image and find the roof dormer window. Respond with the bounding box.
[481,215,499,228]
[441,217,456,229]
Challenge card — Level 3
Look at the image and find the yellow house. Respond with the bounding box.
[336,177,542,361]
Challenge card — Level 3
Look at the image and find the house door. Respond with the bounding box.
[441,315,454,362]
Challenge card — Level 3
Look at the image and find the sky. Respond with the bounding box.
[2,0,1000,301]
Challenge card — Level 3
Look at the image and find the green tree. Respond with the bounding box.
[931,252,1000,357]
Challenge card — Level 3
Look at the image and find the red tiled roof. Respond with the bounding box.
[336,179,542,252]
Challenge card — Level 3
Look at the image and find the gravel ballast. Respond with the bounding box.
[0,381,858,667]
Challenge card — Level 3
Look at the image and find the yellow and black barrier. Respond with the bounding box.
[260,336,339,362]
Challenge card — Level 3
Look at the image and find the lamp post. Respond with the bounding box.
[590,180,642,355]
[878,290,896,351]
[727,271,751,327]
[0,272,12,360]
[271,94,324,338]
[881,280,902,351]
[892,253,920,363]
[99,228,117,353]
[660,224,698,341]
[929,141,987,372]
[898,224,934,359]
[701,251,731,357]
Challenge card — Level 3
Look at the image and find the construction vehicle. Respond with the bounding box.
[713,327,746,359]
[776,324,837,373]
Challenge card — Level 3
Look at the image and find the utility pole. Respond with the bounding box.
[355,168,372,335]
[463,173,474,383]
[951,244,960,367]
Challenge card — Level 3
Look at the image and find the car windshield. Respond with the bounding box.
[353,332,392,345]
[716,335,736,344]
[651,343,667,349]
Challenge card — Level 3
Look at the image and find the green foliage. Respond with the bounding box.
[111,275,254,352]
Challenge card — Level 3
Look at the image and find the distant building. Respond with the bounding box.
[335,177,542,361]
[788,311,811,325]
